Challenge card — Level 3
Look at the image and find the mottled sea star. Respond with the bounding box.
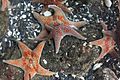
[33,5,87,53]
[3,41,55,80]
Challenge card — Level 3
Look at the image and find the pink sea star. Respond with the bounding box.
[33,5,87,53]
[90,21,116,62]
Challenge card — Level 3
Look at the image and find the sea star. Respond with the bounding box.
[90,21,116,63]
[33,5,87,53]
[3,41,55,80]
[32,0,71,13]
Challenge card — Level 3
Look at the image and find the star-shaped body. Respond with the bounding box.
[3,41,55,80]
[90,21,116,62]
[32,0,71,13]
[33,5,87,53]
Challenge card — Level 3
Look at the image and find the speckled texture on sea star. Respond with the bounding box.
[32,0,71,13]
[3,41,55,80]
[33,5,87,53]
[90,21,116,62]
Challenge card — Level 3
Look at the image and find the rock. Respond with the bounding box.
[0,11,8,39]
[104,0,112,8]
[94,68,118,80]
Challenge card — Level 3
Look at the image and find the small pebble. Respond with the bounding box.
[104,0,112,8]
[93,63,103,70]
[43,59,47,64]
[43,11,52,17]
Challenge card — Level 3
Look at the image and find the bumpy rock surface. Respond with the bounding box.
[0,0,8,39]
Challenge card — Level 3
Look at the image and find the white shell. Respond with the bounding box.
[93,63,103,70]
[104,0,112,8]
[43,11,52,17]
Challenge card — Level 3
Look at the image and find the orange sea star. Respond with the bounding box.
[3,41,55,80]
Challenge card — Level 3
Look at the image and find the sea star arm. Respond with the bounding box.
[48,5,87,28]
[70,21,87,28]
[57,2,71,14]
[32,41,55,76]
[33,41,45,61]
[37,65,55,76]
[24,70,37,80]
[90,35,115,62]
[52,25,86,53]
[3,59,23,68]
[52,27,63,53]
[62,25,87,40]
[94,44,115,62]
[100,21,114,36]
[100,21,116,41]
[1,0,8,11]
[33,12,53,25]
[17,41,32,56]
[32,0,71,13]
[89,38,104,47]
[35,24,53,41]
[24,73,30,80]
[35,29,49,40]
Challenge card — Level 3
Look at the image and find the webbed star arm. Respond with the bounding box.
[89,21,116,62]
[37,65,55,76]
[33,41,45,60]
[35,29,49,41]
[24,72,30,80]
[52,29,63,53]
[32,12,52,25]
[48,5,87,28]
[70,21,87,28]
[100,21,113,36]
[3,59,23,68]
[32,0,71,13]
[24,68,37,80]
[52,25,86,53]
[62,25,87,40]
[100,21,116,37]
[89,38,104,47]
[17,41,32,56]
[94,44,115,62]
[57,2,71,14]
[35,24,53,41]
